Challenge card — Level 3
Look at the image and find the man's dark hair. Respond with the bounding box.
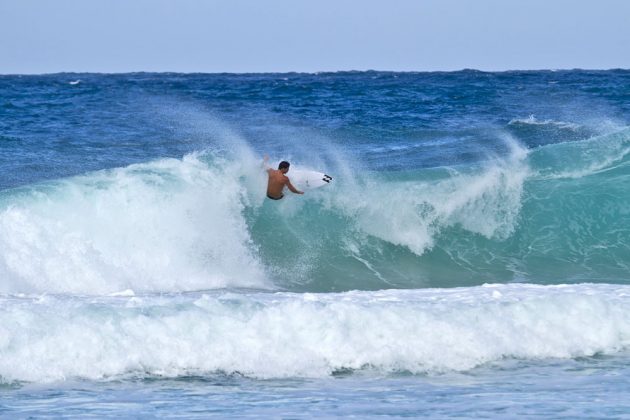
[278,161,290,170]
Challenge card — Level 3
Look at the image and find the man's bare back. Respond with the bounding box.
[265,158,304,200]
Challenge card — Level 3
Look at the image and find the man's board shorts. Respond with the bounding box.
[267,193,284,200]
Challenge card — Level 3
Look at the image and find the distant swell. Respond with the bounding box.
[508,115,580,130]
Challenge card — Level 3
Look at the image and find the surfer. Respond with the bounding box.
[264,155,304,200]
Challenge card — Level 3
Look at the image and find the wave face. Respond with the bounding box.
[0,127,629,294]
[258,129,630,291]
[1,284,629,383]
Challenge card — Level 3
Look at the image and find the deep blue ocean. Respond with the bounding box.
[1,70,630,417]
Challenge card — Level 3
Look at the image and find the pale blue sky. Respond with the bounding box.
[1,0,629,74]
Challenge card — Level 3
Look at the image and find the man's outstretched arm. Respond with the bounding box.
[286,179,304,195]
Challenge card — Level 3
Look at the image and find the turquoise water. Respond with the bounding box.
[1,70,629,417]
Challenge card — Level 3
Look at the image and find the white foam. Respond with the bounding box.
[324,138,529,255]
[109,289,135,297]
[0,153,269,294]
[1,283,629,383]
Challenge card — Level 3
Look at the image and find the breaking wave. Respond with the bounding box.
[0,128,629,294]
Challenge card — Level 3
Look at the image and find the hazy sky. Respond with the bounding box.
[1,0,629,74]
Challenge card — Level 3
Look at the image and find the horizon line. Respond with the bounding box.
[2,67,629,77]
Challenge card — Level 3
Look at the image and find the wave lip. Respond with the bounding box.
[329,139,529,256]
[1,284,629,383]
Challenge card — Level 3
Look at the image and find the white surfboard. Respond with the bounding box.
[288,170,333,190]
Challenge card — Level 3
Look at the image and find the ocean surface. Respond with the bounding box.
[1,70,629,417]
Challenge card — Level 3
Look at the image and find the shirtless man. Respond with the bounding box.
[264,156,304,200]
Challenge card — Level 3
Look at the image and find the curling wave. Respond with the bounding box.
[0,128,629,294]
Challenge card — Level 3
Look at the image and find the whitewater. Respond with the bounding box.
[1,70,629,417]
